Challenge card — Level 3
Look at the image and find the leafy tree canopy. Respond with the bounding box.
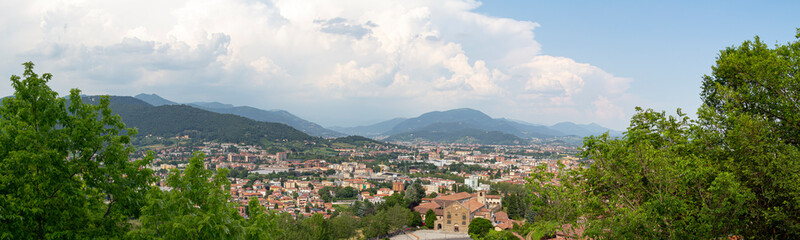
[0,62,155,239]
[527,30,800,239]
[468,217,493,238]
[129,152,244,239]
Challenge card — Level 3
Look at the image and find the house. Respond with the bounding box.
[377,188,394,195]
[393,181,405,192]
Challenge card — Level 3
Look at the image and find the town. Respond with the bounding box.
[132,136,585,234]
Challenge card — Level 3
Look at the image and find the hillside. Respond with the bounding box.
[383,108,563,139]
[385,122,527,145]
[330,117,408,137]
[189,103,345,138]
[132,94,344,138]
[342,108,620,144]
[134,93,177,106]
[83,96,315,145]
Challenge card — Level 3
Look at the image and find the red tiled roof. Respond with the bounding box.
[435,192,472,201]
[460,198,484,213]
[495,211,509,223]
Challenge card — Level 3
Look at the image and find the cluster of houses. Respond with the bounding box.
[137,141,584,233]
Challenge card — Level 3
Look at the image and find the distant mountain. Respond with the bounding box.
[134,93,177,106]
[549,122,622,137]
[386,108,494,135]
[385,108,563,139]
[384,122,527,145]
[188,104,345,138]
[346,108,623,144]
[83,96,315,144]
[188,102,235,109]
[330,117,408,137]
[133,94,344,138]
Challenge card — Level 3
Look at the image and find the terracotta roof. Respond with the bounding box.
[494,211,509,222]
[414,201,441,214]
[435,192,472,201]
[460,198,485,213]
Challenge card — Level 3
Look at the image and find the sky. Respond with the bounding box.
[1,0,798,130]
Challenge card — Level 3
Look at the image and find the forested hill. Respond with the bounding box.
[82,96,316,144]
[385,122,528,145]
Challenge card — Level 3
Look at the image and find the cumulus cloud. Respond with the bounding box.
[0,0,637,129]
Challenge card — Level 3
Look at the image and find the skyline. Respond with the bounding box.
[1,0,798,130]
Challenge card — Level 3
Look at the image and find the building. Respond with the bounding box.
[465,175,479,189]
[276,152,288,161]
[393,181,405,192]
[413,191,498,233]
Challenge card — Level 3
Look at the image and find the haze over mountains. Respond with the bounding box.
[127,93,621,144]
[135,94,344,138]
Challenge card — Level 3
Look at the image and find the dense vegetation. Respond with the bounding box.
[525,30,800,239]
[1,63,155,239]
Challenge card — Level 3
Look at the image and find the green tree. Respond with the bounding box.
[318,186,334,203]
[363,200,377,216]
[361,211,389,238]
[300,214,329,240]
[130,152,245,239]
[527,30,800,239]
[351,201,365,217]
[525,163,581,237]
[427,192,438,198]
[328,213,358,240]
[699,30,800,237]
[386,204,410,231]
[380,192,406,211]
[409,210,423,227]
[424,209,437,229]
[245,198,282,240]
[0,62,155,239]
[701,31,800,146]
[468,217,493,239]
[404,183,425,208]
[479,230,518,240]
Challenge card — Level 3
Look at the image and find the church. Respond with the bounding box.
[414,191,505,232]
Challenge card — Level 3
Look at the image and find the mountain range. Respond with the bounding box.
[135,94,345,138]
[83,96,314,144]
[127,94,621,144]
[335,108,621,140]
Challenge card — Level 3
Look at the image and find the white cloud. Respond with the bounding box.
[0,0,637,129]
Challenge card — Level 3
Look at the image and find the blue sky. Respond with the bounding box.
[477,0,800,117]
[0,0,797,130]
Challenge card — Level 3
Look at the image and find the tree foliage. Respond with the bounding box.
[468,217,493,238]
[425,209,437,229]
[245,199,282,240]
[528,30,800,239]
[130,152,245,239]
[0,62,154,239]
[404,183,426,208]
